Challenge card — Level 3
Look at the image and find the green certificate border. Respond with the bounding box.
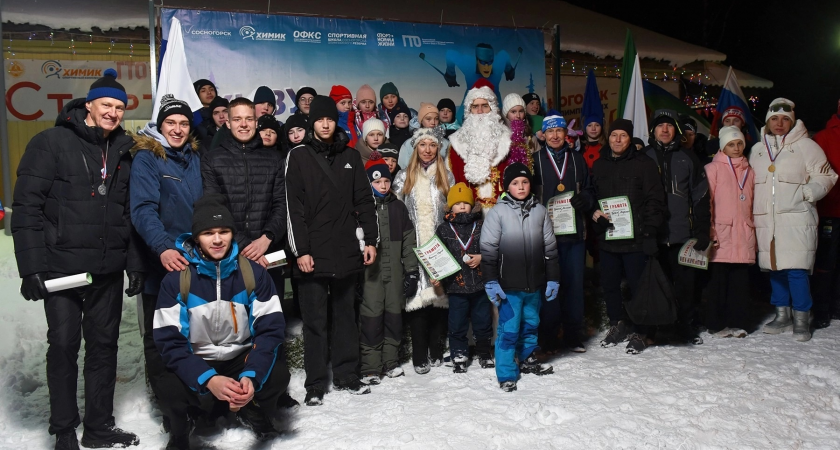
[598,195,634,240]
[413,235,462,281]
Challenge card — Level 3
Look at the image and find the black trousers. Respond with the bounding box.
[406,306,448,366]
[141,293,167,401]
[658,244,698,326]
[43,271,124,435]
[155,350,291,435]
[705,262,751,331]
[297,275,360,390]
[813,217,840,317]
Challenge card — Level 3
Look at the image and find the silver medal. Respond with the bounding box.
[462,254,471,263]
[739,194,746,201]
[98,184,107,196]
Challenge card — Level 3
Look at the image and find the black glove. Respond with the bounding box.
[643,238,659,257]
[596,216,613,230]
[569,194,587,211]
[403,271,420,299]
[124,272,145,297]
[505,67,516,81]
[444,72,460,88]
[20,273,48,301]
[693,234,711,252]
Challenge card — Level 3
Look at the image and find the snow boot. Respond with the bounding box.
[499,381,517,392]
[81,421,139,448]
[430,358,443,367]
[304,388,324,406]
[792,310,812,342]
[478,354,495,369]
[813,311,831,329]
[361,374,382,385]
[763,306,793,334]
[277,391,300,410]
[453,355,468,373]
[55,432,80,450]
[600,321,629,348]
[385,366,405,378]
[678,325,704,345]
[236,404,279,440]
[333,377,371,395]
[519,355,553,375]
[414,363,431,375]
[625,333,647,354]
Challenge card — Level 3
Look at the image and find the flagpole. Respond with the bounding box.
[0,8,12,235]
[553,24,561,111]
[149,0,157,102]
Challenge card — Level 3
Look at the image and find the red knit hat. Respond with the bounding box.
[365,151,392,182]
[329,85,352,104]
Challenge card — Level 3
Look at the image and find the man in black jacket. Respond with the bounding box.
[285,96,379,405]
[643,109,711,345]
[12,69,143,450]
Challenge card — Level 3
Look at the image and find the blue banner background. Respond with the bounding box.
[162,8,546,122]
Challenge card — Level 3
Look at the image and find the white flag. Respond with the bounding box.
[622,53,649,144]
[151,17,202,124]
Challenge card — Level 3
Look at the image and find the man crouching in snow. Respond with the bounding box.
[153,194,293,449]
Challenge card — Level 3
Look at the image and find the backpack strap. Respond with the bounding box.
[238,254,256,298]
[179,266,191,304]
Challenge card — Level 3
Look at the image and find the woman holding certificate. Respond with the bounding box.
[590,119,667,354]
[393,127,456,373]
[750,99,837,342]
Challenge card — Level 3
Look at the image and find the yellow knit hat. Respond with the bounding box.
[447,182,474,209]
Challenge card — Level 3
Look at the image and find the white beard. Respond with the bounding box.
[450,114,512,185]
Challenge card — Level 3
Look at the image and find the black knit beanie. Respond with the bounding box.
[295,87,317,109]
[503,162,533,191]
[609,119,634,138]
[285,114,309,132]
[193,79,216,95]
[192,194,236,236]
[87,68,127,105]
[253,86,276,108]
[437,98,457,115]
[308,95,339,123]
[377,142,399,159]
[156,94,194,131]
[257,114,281,134]
[209,96,229,111]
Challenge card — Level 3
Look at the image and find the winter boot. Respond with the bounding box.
[478,354,495,369]
[414,363,431,375]
[519,355,553,375]
[385,366,405,378]
[792,310,812,342]
[81,421,139,448]
[453,355,468,373]
[236,404,279,440]
[304,388,324,406]
[500,381,517,392]
[678,325,704,345]
[763,306,793,334]
[333,377,371,395]
[361,374,382,385]
[600,321,629,348]
[813,311,831,329]
[55,432,80,450]
[277,391,300,410]
[625,333,647,355]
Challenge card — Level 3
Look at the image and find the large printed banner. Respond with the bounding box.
[4,59,153,121]
[161,8,546,122]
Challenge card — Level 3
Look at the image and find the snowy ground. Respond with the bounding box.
[2,233,840,449]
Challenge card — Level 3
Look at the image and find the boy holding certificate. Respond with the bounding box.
[481,163,560,392]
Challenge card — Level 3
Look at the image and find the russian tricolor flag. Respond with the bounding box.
[711,66,759,144]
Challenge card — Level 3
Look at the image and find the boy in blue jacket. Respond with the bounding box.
[153,195,290,449]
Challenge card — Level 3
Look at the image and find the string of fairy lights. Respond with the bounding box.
[3,30,143,57]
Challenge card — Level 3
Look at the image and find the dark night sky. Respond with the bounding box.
[565,0,840,130]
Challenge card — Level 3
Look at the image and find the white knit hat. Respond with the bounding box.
[362,118,385,139]
[410,127,440,148]
[502,93,525,116]
[718,126,745,150]
[765,97,795,122]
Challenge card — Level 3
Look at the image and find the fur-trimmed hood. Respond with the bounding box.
[130,121,199,160]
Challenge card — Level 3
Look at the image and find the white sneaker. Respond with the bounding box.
[713,328,735,338]
[360,375,381,385]
[730,328,748,338]
[385,367,405,378]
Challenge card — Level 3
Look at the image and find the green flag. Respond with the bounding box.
[617,29,636,118]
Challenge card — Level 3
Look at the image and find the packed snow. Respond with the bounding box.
[1,232,839,449]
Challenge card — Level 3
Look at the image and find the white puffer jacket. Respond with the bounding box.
[749,120,837,271]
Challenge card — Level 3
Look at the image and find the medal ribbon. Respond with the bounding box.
[763,134,786,164]
[449,223,477,254]
[100,141,109,182]
[727,156,749,193]
[547,148,569,184]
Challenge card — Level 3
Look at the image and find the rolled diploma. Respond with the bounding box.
[45,273,93,292]
[265,250,287,269]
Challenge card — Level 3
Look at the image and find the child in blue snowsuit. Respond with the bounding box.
[480,163,560,392]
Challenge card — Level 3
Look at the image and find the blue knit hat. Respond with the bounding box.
[542,110,567,133]
[86,68,127,105]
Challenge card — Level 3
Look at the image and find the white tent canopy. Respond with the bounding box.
[703,62,774,89]
[5,0,725,67]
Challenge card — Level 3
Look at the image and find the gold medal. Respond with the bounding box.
[768,164,776,173]
[557,183,565,192]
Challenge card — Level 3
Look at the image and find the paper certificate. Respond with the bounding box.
[548,192,576,235]
[678,238,710,270]
[598,196,634,240]
[413,235,462,281]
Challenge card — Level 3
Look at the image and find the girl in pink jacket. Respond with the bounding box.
[705,126,756,338]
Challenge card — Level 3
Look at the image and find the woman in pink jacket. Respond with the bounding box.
[705,126,756,338]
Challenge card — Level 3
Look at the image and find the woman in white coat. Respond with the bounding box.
[393,128,456,373]
[750,98,837,341]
